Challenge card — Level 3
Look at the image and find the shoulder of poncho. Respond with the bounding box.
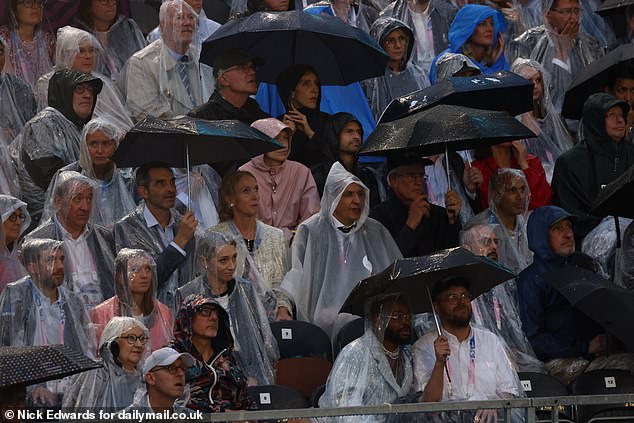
[26,222,57,240]
[513,25,546,43]
[132,40,161,60]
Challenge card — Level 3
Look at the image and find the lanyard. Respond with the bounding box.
[446,334,476,399]
[31,281,65,345]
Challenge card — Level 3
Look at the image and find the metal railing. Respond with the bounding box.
[203,393,634,422]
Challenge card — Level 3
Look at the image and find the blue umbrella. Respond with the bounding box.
[200,10,388,85]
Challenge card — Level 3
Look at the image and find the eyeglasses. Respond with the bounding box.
[383,35,408,48]
[74,84,95,95]
[440,292,472,304]
[16,0,44,8]
[388,312,412,322]
[606,111,626,122]
[7,212,26,223]
[196,306,219,317]
[118,334,149,345]
[221,62,257,75]
[479,237,500,247]
[151,364,187,375]
[550,7,582,16]
[396,172,428,183]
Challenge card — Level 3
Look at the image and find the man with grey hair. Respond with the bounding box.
[120,0,214,122]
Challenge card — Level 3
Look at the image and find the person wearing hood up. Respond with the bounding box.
[280,162,402,338]
[364,17,430,122]
[433,52,481,82]
[62,316,147,409]
[119,0,214,122]
[91,249,173,353]
[170,295,255,412]
[0,195,29,291]
[516,206,634,385]
[552,93,634,243]
[0,238,97,406]
[603,62,634,140]
[35,26,134,131]
[0,34,37,144]
[312,112,387,207]
[429,4,508,84]
[239,118,320,243]
[25,171,116,309]
[9,68,103,226]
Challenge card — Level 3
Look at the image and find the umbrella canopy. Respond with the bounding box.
[340,247,516,316]
[200,10,388,85]
[112,115,283,168]
[378,71,534,124]
[591,163,634,218]
[358,104,536,158]
[0,344,101,388]
[562,44,634,119]
[596,0,634,16]
[545,267,634,352]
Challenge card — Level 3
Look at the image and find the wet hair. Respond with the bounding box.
[20,238,63,267]
[431,276,471,301]
[114,249,155,316]
[135,161,173,190]
[218,171,256,222]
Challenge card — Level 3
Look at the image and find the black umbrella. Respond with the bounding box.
[200,10,388,85]
[340,247,516,316]
[378,71,534,124]
[591,163,634,219]
[562,44,634,119]
[596,0,634,16]
[112,115,282,206]
[0,345,101,388]
[545,267,634,352]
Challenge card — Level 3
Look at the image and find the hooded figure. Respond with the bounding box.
[9,69,103,224]
[0,195,30,290]
[73,0,148,81]
[511,58,574,183]
[380,0,457,73]
[43,118,136,229]
[552,93,634,242]
[429,5,508,83]
[174,231,279,386]
[434,52,480,82]
[319,294,416,422]
[91,249,173,353]
[62,317,147,409]
[26,171,116,308]
[365,17,430,122]
[280,162,402,338]
[507,0,604,112]
[35,26,134,131]
[275,64,331,169]
[0,34,37,144]
[516,206,621,383]
[170,295,254,412]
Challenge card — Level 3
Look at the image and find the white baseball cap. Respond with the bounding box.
[142,347,195,377]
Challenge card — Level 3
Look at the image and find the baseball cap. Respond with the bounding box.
[212,48,265,78]
[142,347,195,377]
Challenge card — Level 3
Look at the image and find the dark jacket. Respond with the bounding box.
[517,206,603,361]
[370,193,461,257]
[552,93,634,242]
[188,90,269,124]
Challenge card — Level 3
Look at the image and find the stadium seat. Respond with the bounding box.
[270,321,333,361]
[518,371,574,423]
[572,369,634,423]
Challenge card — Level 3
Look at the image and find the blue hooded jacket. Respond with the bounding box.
[429,4,508,83]
[517,206,602,361]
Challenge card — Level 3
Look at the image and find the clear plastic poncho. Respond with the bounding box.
[507,0,604,112]
[175,231,279,385]
[42,118,136,228]
[173,165,220,232]
[9,69,102,223]
[118,0,214,122]
[0,195,29,291]
[434,52,480,82]
[29,171,117,307]
[0,34,37,144]
[0,238,97,359]
[319,294,416,423]
[511,58,574,183]
[280,162,403,338]
[460,223,544,373]
[614,219,634,290]
[581,216,632,281]
[35,26,134,131]
[91,249,173,353]
[62,316,147,409]
[365,17,430,122]
[303,0,376,33]
[74,13,148,82]
[380,0,457,73]
[0,142,19,197]
[466,168,533,274]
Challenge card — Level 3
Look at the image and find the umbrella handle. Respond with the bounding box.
[445,143,451,192]
[186,143,191,211]
[426,285,452,383]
